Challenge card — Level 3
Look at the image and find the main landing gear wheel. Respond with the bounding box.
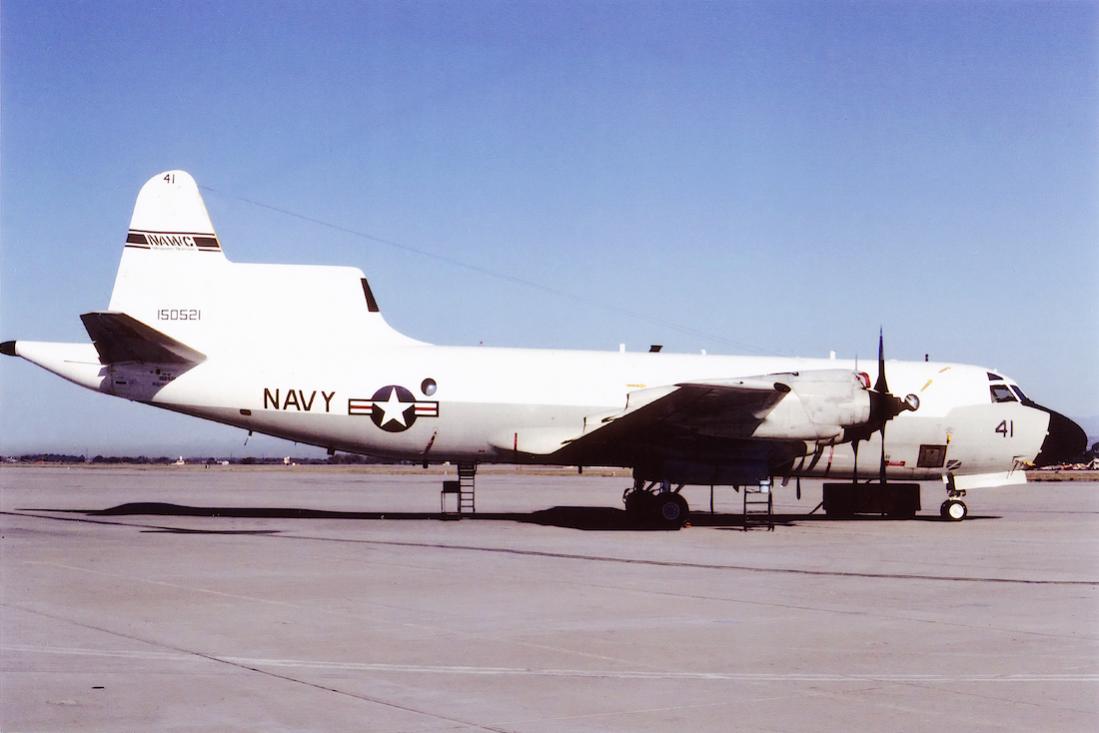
[653,493,689,528]
[940,499,968,522]
[623,483,688,528]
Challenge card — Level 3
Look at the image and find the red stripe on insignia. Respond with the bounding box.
[347,399,374,415]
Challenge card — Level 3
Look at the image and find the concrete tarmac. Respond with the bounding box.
[2,466,1097,732]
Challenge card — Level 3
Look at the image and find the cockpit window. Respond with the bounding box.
[990,384,1017,403]
[987,372,1004,381]
[1011,385,1028,402]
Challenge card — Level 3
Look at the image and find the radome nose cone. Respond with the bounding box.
[1034,408,1088,467]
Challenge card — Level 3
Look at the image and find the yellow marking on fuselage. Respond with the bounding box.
[626,383,647,389]
[920,379,933,392]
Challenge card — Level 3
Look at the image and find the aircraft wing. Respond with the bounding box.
[80,311,206,365]
[555,378,792,459]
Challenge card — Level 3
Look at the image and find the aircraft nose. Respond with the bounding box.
[1033,407,1088,467]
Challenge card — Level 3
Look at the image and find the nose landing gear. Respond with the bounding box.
[941,477,968,521]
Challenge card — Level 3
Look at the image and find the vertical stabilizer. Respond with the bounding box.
[122,171,225,256]
[105,170,421,356]
[107,170,231,351]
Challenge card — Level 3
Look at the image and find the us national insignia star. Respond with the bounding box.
[347,385,439,432]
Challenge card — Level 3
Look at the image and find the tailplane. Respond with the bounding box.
[80,311,206,365]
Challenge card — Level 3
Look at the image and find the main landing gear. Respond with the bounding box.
[623,479,689,528]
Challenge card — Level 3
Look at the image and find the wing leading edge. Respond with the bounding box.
[547,379,792,461]
[534,369,873,469]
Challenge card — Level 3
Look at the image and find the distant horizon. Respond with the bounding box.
[4,416,1098,459]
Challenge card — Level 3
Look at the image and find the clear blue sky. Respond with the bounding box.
[2,1,1096,455]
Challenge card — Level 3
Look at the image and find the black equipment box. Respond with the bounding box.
[822,482,921,517]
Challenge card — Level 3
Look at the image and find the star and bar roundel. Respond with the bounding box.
[348,385,439,432]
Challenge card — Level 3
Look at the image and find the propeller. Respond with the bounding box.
[848,329,920,484]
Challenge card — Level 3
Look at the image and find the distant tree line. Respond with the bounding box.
[2,452,402,465]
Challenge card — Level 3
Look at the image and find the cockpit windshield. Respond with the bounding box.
[1011,385,1028,402]
[990,384,1017,403]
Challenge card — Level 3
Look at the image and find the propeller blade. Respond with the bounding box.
[875,327,889,394]
[879,423,887,486]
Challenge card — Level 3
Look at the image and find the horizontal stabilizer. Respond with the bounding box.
[80,311,206,365]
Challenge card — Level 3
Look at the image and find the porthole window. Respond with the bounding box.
[421,378,437,396]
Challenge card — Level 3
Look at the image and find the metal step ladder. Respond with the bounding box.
[743,478,774,531]
[441,463,477,516]
[457,463,477,514]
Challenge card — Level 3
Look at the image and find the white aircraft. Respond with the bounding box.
[2,171,1085,524]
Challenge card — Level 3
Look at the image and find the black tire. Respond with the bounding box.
[652,493,688,528]
[942,499,967,522]
[624,492,648,516]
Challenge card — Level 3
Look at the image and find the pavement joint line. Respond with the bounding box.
[10,509,1099,676]
[1,604,515,733]
[22,559,660,670]
[6,645,1097,683]
[277,533,1099,586]
[5,510,1097,587]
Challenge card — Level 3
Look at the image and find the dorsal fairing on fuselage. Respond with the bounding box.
[108,170,423,358]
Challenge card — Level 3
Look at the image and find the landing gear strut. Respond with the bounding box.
[623,479,689,528]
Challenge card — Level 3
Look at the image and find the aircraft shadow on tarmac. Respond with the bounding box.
[28,502,998,532]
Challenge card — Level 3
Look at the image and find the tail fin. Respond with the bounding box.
[122,171,224,256]
[106,170,421,356]
[109,170,228,316]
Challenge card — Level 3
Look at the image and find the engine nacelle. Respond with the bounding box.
[752,370,871,441]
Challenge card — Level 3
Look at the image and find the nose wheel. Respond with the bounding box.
[940,499,968,521]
